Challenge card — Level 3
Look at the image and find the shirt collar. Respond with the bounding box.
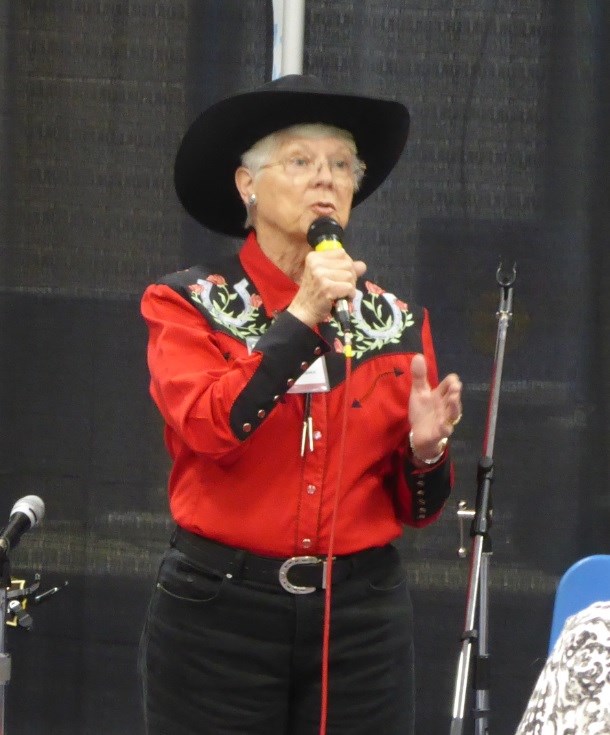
[239,231,300,318]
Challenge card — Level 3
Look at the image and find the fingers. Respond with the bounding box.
[306,251,365,301]
[409,353,463,438]
[289,250,366,326]
[410,353,428,388]
[439,374,463,432]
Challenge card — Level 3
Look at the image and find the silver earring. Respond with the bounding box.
[248,194,257,206]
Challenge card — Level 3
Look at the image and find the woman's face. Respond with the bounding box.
[248,134,357,244]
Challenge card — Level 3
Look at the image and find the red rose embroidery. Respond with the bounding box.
[207,274,226,286]
[188,283,203,294]
[250,294,262,308]
[334,338,344,353]
[395,299,408,311]
[365,280,385,295]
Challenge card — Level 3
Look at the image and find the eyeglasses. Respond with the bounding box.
[260,152,366,186]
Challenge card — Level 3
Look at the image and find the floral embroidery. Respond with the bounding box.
[186,273,415,360]
[188,275,268,341]
[347,281,415,359]
[365,280,385,296]
[206,274,226,287]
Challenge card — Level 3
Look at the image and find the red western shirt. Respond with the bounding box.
[141,232,452,557]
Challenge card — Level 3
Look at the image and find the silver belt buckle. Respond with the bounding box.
[278,555,326,594]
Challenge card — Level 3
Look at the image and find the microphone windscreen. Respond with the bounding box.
[10,495,45,527]
[307,216,344,248]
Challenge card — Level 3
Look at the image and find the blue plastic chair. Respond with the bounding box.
[548,554,610,654]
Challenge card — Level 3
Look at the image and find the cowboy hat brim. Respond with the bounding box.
[174,75,410,237]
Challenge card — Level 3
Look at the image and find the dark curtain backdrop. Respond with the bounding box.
[1,1,608,734]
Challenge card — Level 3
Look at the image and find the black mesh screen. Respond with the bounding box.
[1,1,608,733]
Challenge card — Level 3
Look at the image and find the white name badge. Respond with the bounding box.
[246,336,330,394]
[288,356,330,394]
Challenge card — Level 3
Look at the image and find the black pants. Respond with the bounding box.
[139,541,414,735]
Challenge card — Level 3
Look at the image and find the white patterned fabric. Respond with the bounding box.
[515,601,610,735]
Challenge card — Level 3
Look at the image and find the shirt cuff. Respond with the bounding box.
[229,311,329,440]
[404,453,452,524]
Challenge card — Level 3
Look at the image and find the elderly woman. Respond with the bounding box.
[139,74,462,735]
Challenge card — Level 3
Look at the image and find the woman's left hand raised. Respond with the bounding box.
[408,353,462,461]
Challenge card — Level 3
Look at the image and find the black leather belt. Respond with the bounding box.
[171,526,385,595]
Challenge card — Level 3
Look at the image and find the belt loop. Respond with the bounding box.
[322,558,329,590]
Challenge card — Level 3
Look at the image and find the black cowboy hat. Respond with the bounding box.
[174,74,410,237]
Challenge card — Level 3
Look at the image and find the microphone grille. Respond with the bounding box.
[10,495,45,528]
[306,216,344,247]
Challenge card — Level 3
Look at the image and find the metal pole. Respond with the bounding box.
[449,264,516,735]
[272,0,305,79]
[281,0,305,75]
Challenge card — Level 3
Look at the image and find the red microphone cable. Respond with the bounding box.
[319,339,353,735]
[306,216,356,733]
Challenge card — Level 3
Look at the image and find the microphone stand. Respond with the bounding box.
[449,263,516,735]
[0,560,53,735]
[0,550,11,735]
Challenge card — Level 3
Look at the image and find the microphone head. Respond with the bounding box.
[10,495,45,528]
[307,216,344,247]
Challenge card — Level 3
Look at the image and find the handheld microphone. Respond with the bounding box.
[0,495,45,557]
[306,216,352,335]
